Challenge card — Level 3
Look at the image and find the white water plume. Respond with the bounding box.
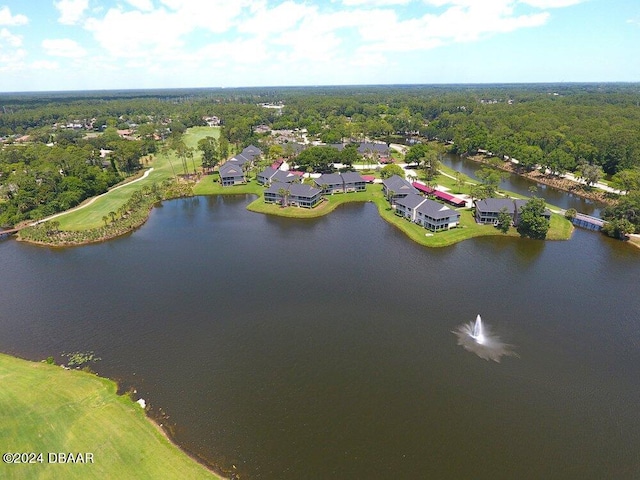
[453,315,518,363]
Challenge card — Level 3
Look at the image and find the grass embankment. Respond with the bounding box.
[55,127,220,231]
[31,126,572,247]
[0,353,221,480]
[247,188,372,218]
[242,181,572,247]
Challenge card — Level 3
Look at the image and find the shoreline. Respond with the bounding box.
[464,154,617,206]
[0,351,226,479]
[14,179,574,248]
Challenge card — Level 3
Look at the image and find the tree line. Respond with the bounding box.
[2,84,639,237]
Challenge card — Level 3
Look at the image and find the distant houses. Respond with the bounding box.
[395,193,460,231]
[474,198,551,226]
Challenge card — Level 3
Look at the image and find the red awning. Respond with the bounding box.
[411,182,466,206]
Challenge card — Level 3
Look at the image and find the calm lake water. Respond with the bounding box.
[440,154,606,216]
[1,195,640,479]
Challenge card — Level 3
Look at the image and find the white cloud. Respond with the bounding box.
[424,0,584,7]
[0,6,28,26]
[0,28,22,47]
[520,0,584,7]
[341,0,410,5]
[154,0,252,32]
[83,1,256,59]
[355,2,549,54]
[84,8,188,58]
[54,0,89,25]
[42,38,87,58]
[0,28,25,73]
[238,1,313,36]
[125,0,155,11]
[0,47,26,72]
[31,60,60,71]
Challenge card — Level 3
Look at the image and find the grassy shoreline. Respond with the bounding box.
[0,352,224,480]
[15,125,574,247]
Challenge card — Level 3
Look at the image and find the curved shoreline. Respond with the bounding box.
[15,180,573,248]
[0,351,225,479]
[464,154,617,205]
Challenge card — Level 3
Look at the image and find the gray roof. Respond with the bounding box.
[229,153,251,166]
[272,170,298,183]
[315,173,343,187]
[340,171,365,184]
[475,198,519,214]
[288,183,321,198]
[416,198,460,219]
[242,145,262,157]
[219,163,244,176]
[258,166,278,180]
[265,182,321,199]
[382,175,417,195]
[476,198,531,214]
[395,193,427,210]
[475,198,551,217]
[358,142,389,155]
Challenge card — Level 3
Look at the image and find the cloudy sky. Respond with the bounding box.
[0,0,638,92]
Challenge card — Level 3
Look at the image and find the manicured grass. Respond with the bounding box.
[0,353,221,480]
[193,175,263,196]
[247,189,372,218]
[43,125,573,246]
[54,128,218,231]
[182,127,220,150]
[243,183,572,246]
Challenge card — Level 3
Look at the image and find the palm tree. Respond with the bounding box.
[102,215,109,227]
[387,188,396,204]
[160,143,177,179]
[278,187,288,207]
[108,211,117,223]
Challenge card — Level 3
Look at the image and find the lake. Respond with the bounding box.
[1,195,639,479]
[439,153,606,216]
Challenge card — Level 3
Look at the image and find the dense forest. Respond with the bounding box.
[1,84,639,236]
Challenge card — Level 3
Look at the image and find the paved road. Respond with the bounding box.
[33,168,154,225]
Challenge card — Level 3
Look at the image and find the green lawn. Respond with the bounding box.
[45,126,573,246]
[243,183,573,246]
[182,127,220,150]
[193,175,263,196]
[247,188,372,218]
[55,128,219,231]
[0,353,221,480]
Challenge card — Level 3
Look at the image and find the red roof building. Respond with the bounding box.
[411,182,466,207]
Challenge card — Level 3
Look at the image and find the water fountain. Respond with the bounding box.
[471,314,485,345]
[453,314,517,362]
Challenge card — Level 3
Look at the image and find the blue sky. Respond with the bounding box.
[0,0,638,91]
